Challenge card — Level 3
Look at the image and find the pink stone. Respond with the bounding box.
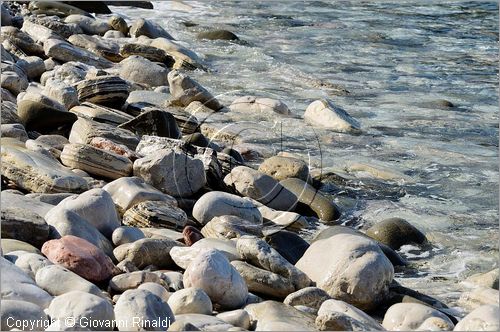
[42,235,115,282]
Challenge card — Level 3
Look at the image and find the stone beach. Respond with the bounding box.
[0,1,498,332]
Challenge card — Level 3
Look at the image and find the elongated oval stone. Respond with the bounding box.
[122,200,187,231]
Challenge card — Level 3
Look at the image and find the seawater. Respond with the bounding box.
[112,0,499,313]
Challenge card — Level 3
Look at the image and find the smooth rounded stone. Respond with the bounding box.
[1,26,44,55]
[257,203,309,233]
[304,99,361,133]
[17,92,76,133]
[264,230,309,265]
[459,287,499,310]
[1,257,53,308]
[104,29,125,38]
[229,95,290,115]
[237,235,311,290]
[25,192,73,205]
[35,134,69,150]
[113,238,180,269]
[201,215,263,240]
[231,260,295,299]
[1,141,88,194]
[64,14,111,35]
[133,148,206,198]
[112,226,146,246]
[70,102,134,127]
[197,29,239,41]
[120,43,174,65]
[464,269,499,290]
[1,123,28,142]
[182,132,210,147]
[42,235,115,283]
[118,108,181,138]
[171,314,233,331]
[44,38,113,69]
[170,240,240,270]
[56,188,120,238]
[454,305,499,331]
[129,18,174,39]
[224,166,297,211]
[1,207,49,248]
[1,239,40,255]
[284,287,332,310]
[244,300,316,331]
[119,55,169,87]
[25,138,62,160]
[28,1,92,17]
[69,118,139,151]
[1,70,28,95]
[280,178,340,222]
[61,143,133,180]
[316,299,385,331]
[48,291,114,331]
[296,233,394,311]
[45,206,114,258]
[0,300,49,331]
[123,200,187,231]
[167,70,222,111]
[24,15,84,39]
[192,191,262,225]
[141,227,184,241]
[1,100,20,124]
[109,271,163,293]
[16,56,45,79]
[216,310,250,330]
[167,287,212,315]
[75,75,130,107]
[383,302,454,331]
[13,252,52,279]
[103,176,177,213]
[145,36,205,70]
[258,155,309,182]
[183,249,248,310]
[68,34,122,62]
[44,58,59,71]
[114,288,175,331]
[183,226,204,246]
[138,282,171,302]
[108,15,128,34]
[89,137,139,159]
[365,217,427,250]
[35,264,103,298]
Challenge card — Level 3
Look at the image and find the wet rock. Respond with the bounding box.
[168,70,222,111]
[192,191,262,225]
[113,238,180,269]
[75,76,130,107]
[115,288,175,331]
[1,70,28,95]
[2,87,16,103]
[44,78,79,110]
[69,118,139,150]
[109,271,163,293]
[120,43,175,65]
[133,148,206,197]
[112,226,146,246]
[1,140,88,194]
[103,176,177,213]
[296,232,394,311]
[45,206,114,258]
[123,200,188,231]
[264,230,309,265]
[64,14,111,35]
[1,101,20,124]
[197,29,239,41]
[229,95,290,115]
[16,56,45,79]
[183,249,248,310]
[1,4,12,26]
[224,166,298,211]
[316,299,384,331]
[183,226,204,246]
[1,123,28,142]
[1,257,53,308]
[454,304,499,331]
[464,269,499,290]
[48,291,114,331]
[28,1,92,17]
[170,314,232,331]
[231,260,295,299]
[280,177,341,222]
[1,207,49,248]
[258,155,309,182]
[167,287,212,315]
[365,217,426,250]
[108,14,128,34]
[216,310,250,330]
[60,143,133,180]
[42,235,115,283]
[0,300,49,331]
[201,215,263,240]
[244,300,316,331]
[129,18,174,39]
[304,99,361,133]
[17,92,77,133]
[118,108,181,138]
[382,302,454,331]
[44,38,113,68]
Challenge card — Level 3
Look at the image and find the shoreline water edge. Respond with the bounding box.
[0,1,498,331]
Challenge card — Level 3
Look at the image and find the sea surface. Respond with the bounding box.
[112,0,499,314]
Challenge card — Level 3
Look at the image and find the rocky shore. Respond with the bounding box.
[1,1,498,331]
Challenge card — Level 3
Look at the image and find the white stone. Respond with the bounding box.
[170,239,239,269]
[454,305,499,331]
[216,310,251,330]
[382,302,454,331]
[304,99,361,133]
[0,300,49,332]
[14,252,53,279]
[167,287,212,315]
[229,96,291,115]
[316,299,385,331]
[244,300,316,331]
[112,226,146,246]
[138,282,171,302]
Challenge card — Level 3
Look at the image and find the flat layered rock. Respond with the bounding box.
[1,207,49,248]
[70,102,134,126]
[1,26,45,56]
[69,118,139,150]
[68,34,122,62]
[44,38,113,68]
[122,200,188,231]
[21,21,63,44]
[201,215,263,240]
[74,76,130,107]
[120,43,175,65]
[60,143,133,180]
[118,109,181,139]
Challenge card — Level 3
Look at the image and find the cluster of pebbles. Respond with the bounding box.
[1,1,498,331]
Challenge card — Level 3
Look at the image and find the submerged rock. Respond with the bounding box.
[197,29,239,41]
[304,99,361,133]
[365,217,427,250]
